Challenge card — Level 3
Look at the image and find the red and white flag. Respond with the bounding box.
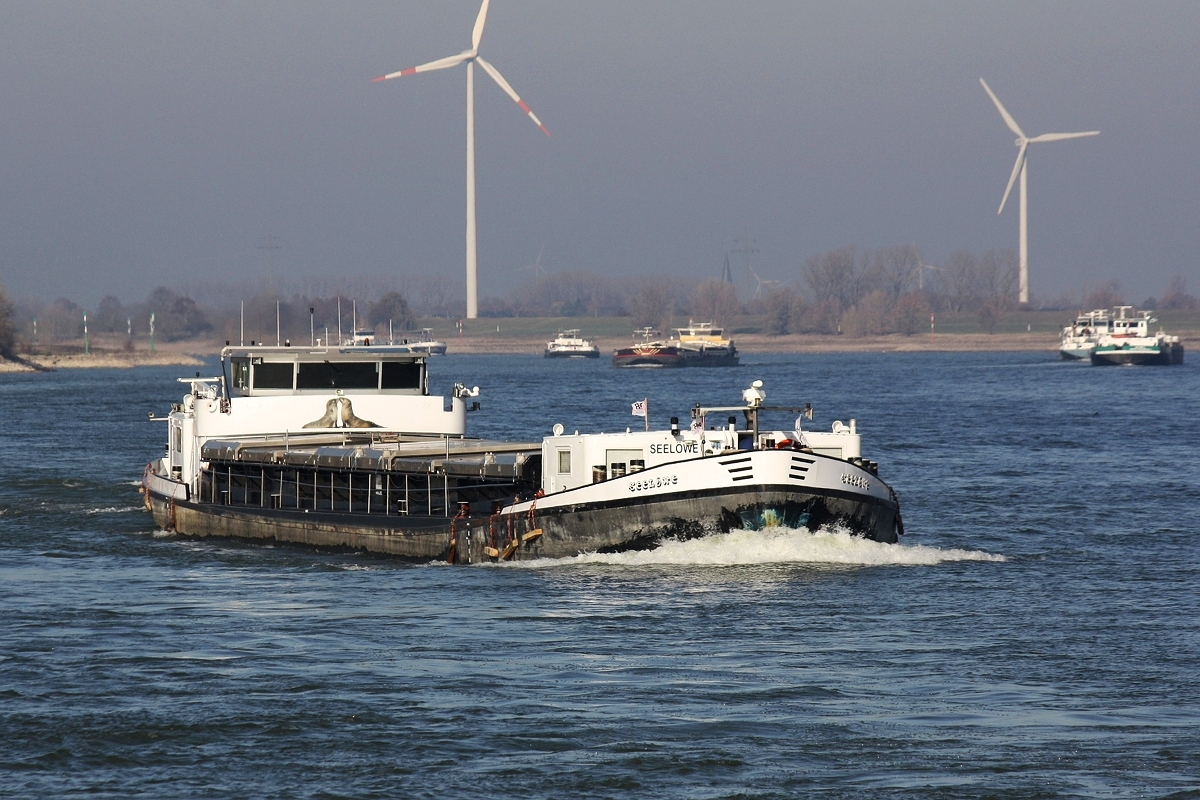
[631,399,648,418]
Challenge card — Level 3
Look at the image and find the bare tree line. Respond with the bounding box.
[4,255,1197,350]
[489,244,1021,336]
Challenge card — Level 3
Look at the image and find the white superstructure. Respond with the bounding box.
[1090,307,1184,366]
[1059,309,1112,360]
[158,345,471,501]
[544,329,600,358]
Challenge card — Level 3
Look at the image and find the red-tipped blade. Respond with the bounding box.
[372,54,469,83]
[476,56,551,136]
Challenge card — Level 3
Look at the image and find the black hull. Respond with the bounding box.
[544,350,600,359]
[147,481,898,564]
[612,348,739,368]
[1091,342,1184,366]
[684,352,740,367]
[612,348,687,368]
[519,485,897,558]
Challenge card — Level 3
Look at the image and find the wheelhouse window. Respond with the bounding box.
[297,361,379,390]
[230,358,250,392]
[253,362,295,390]
[381,361,422,390]
[557,449,572,474]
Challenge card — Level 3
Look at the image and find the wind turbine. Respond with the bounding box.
[745,261,781,300]
[374,0,550,319]
[910,245,938,292]
[513,245,547,278]
[979,78,1098,305]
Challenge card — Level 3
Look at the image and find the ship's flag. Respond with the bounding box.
[631,398,647,418]
[690,414,704,432]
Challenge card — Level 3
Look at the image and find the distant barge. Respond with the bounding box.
[142,343,900,562]
[612,322,739,368]
[1089,307,1183,366]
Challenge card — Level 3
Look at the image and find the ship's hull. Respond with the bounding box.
[1091,342,1184,366]
[611,346,738,368]
[144,450,899,563]
[612,346,687,368]
[545,348,600,358]
[1059,345,1092,361]
[682,348,739,367]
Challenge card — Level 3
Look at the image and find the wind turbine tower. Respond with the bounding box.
[374,0,550,319]
[979,78,1098,305]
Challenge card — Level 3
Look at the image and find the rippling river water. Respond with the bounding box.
[2,351,1198,798]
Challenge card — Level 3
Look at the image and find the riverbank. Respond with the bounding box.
[437,331,1074,355]
[0,350,204,373]
[4,328,1191,366]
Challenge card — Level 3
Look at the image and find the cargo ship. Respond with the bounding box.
[1090,307,1184,366]
[1059,309,1112,360]
[142,343,901,563]
[544,329,600,358]
[612,322,739,368]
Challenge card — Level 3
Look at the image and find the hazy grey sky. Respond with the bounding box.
[1,1,1197,307]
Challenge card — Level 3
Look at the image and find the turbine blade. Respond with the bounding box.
[372,52,470,82]
[979,78,1025,138]
[472,0,491,51]
[998,141,1027,214]
[1028,131,1100,143]
[476,56,551,136]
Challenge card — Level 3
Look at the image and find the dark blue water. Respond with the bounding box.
[2,352,1199,798]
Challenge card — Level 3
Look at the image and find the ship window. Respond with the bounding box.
[297,361,380,390]
[253,362,294,390]
[381,361,422,389]
[231,358,250,391]
[557,450,572,474]
[607,449,643,479]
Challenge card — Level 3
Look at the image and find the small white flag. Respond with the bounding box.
[631,398,647,418]
[690,415,704,432]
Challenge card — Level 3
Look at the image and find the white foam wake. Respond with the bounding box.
[520,526,1004,568]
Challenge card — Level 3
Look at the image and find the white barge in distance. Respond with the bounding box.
[544,329,600,358]
[141,344,902,563]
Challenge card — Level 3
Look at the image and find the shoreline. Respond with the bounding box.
[2,329,1190,369]
[430,331,1080,355]
[0,351,205,373]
